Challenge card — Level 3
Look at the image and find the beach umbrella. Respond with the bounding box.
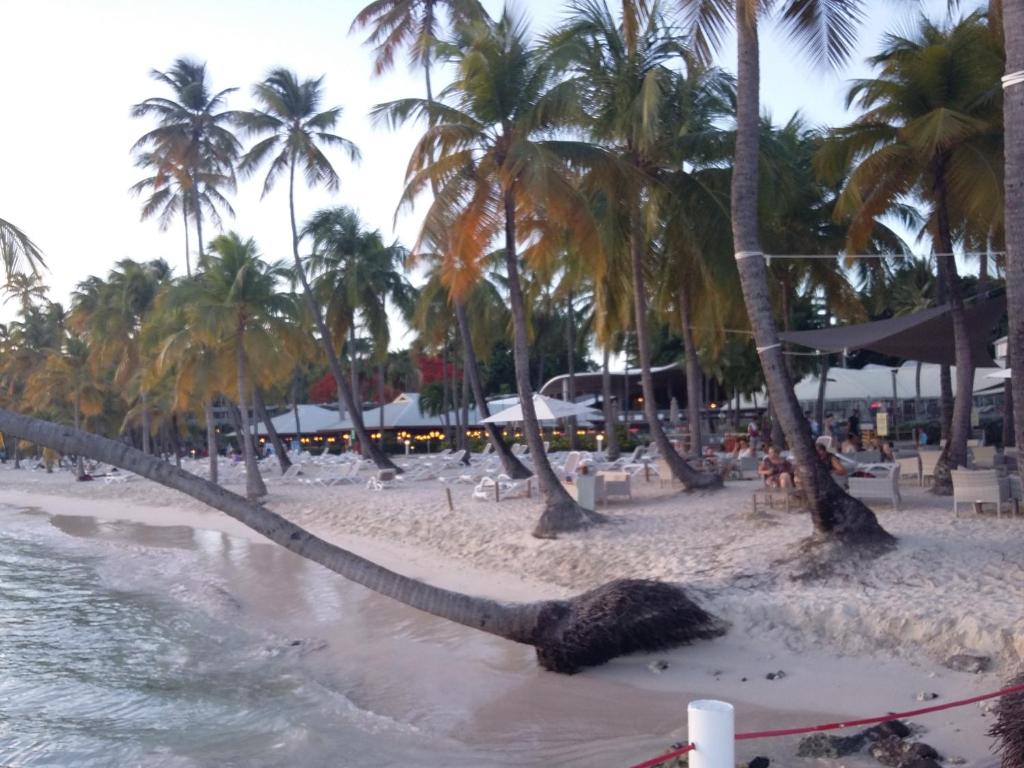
[482,394,603,424]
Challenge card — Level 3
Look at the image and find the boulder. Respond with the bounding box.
[863,720,912,741]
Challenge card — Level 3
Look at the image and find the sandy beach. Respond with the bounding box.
[2,459,1020,766]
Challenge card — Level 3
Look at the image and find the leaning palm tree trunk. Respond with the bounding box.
[629,208,720,489]
[1003,1,1024,463]
[677,286,703,456]
[601,347,621,460]
[503,189,604,537]
[730,8,892,550]
[253,387,292,474]
[286,162,398,472]
[235,332,267,499]
[205,401,219,485]
[0,406,726,674]
[453,300,532,478]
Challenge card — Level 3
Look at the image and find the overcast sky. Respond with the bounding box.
[1,0,956,337]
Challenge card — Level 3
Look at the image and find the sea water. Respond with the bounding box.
[0,505,667,767]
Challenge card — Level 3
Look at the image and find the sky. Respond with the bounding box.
[0,0,957,339]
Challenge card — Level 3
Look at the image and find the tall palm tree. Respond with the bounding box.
[375,11,611,536]
[233,69,399,470]
[354,0,533,476]
[547,0,722,489]
[130,58,240,276]
[818,13,1004,492]
[675,0,895,550]
[1005,0,1024,453]
[188,233,293,499]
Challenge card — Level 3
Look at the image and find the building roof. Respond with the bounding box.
[791,362,1003,403]
[257,404,340,436]
[321,392,482,432]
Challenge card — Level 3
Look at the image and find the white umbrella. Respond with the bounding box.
[483,394,603,424]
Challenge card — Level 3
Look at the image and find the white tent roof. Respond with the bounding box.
[321,392,482,432]
[257,404,340,436]
[482,394,603,423]
[792,362,1003,403]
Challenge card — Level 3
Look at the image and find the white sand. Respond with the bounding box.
[2,458,1019,765]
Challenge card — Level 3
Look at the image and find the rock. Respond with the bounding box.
[748,758,770,768]
[648,659,669,674]
[765,670,786,680]
[902,742,940,762]
[943,654,991,674]
[863,720,912,741]
[741,677,748,682]
[796,733,866,758]
[870,736,906,766]
[915,691,939,701]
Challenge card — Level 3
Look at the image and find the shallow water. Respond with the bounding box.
[0,505,678,767]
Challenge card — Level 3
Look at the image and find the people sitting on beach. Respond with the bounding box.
[840,433,860,453]
[758,447,794,488]
[732,438,754,459]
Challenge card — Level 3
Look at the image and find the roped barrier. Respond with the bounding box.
[628,681,1024,768]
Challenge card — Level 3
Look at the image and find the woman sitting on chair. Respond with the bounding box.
[758,447,794,488]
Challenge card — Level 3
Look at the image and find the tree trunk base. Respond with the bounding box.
[532,579,727,674]
[931,453,955,496]
[532,500,606,539]
[663,451,723,491]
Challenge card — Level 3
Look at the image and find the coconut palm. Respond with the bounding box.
[675,0,895,550]
[130,58,240,275]
[1004,0,1023,453]
[0,217,46,279]
[0,405,726,673]
[71,259,171,455]
[818,13,1004,492]
[375,10,612,536]
[233,69,398,471]
[546,0,722,488]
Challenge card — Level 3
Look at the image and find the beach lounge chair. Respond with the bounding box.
[848,464,902,511]
[896,455,922,486]
[919,450,942,485]
[952,469,1018,518]
[472,473,532,501]
[559,451,582,482]
[440,449,469,469]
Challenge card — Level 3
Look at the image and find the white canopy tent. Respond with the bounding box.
[482,394,603,424]
[256,404,340,436]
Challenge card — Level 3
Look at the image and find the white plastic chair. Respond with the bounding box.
[848,464,902,511]
[952,469,1018,518]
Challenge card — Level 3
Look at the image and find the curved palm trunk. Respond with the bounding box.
[140,389,152,455]
[254,387,292,474]
[286,160,398,472]
[815,354,830,432]
[182,204,191,278]
[170,415,183,469]
[503,188,604,537]
[1003,4,1024,463]
[192,168,205,267]
[292,370,303,448]
[731,9,892,550]
[235,328,267,499]
[677,286,703,456]
[0,406,725,674]
[601,347,621,460]
[454,299,532,478]
[931,162,973,493]
[205,401,219,485]
[566,291,578,451]
[628,205,720,489]
[73,394,84,479]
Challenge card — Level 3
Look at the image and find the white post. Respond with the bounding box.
[687,699,734,768]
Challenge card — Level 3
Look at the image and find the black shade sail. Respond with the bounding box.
[778,296,1005,367]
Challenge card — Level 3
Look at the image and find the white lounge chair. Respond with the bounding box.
[848,464,902,511]
[559,451,582,482]
[896,455,922,486]
[472,473,532,501]
[919,450,942,485]
[952,469,1018,518]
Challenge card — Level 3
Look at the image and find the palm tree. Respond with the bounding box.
[233,69,399,470]
[546,0,721,489]
[130,58,240,276]
[818,13,1004,492]
[677,0,895,550]
[187,233,293,499]
[1004,0,1023,454]
[0,218,46,278]
[354,0,535,476]
[375,11,611,536]
[0,405,726,673]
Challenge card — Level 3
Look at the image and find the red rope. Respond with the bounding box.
[627,682,1024,768]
